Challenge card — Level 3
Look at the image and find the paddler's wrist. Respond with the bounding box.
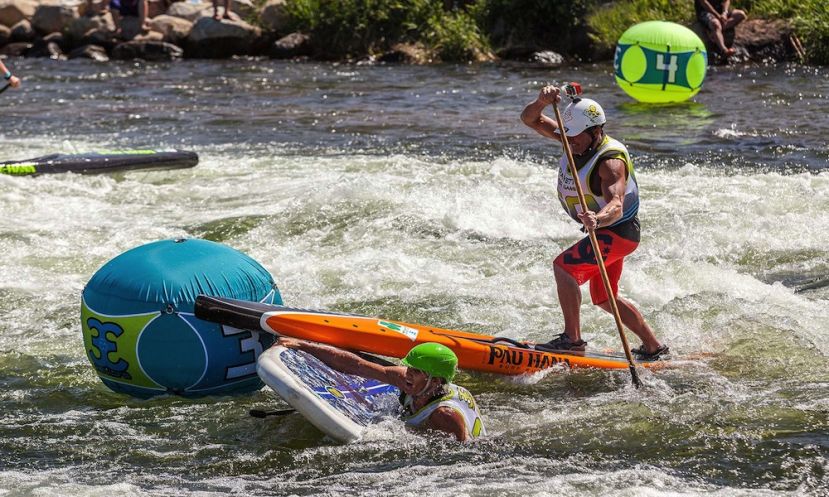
[3,71,11,80]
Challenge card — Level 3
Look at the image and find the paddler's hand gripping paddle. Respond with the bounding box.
[551,81,643,389]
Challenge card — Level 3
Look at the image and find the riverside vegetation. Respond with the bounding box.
[0,0,825,64]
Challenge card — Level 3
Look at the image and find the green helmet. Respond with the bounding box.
[401,343,458,382]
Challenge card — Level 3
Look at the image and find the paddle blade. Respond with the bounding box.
[249,408,295,418]
[629,364,643,388]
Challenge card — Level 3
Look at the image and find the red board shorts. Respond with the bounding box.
[553,218,640,305]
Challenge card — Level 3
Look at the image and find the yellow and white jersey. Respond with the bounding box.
[402,384,486,439]
[556,134,639,227]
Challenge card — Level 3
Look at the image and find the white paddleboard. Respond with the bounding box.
[256,346,400,443]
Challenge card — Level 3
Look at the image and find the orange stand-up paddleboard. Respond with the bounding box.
[194,295,664,375]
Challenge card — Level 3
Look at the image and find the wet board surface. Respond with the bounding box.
[0,150,198,175]
[199,296,666,375]
[256,346,400,443]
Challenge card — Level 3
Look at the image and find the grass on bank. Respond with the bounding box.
[587,0,692,51]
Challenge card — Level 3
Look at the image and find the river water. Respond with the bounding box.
[1,59,827,496]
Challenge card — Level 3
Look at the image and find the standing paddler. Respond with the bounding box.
[520,85,669,360]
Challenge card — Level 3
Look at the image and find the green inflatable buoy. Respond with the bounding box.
[614,21,707,103]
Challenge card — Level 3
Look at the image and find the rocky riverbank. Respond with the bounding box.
[0,0,814,64]
[0,0,298,62]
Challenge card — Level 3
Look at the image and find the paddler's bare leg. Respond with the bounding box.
[554,264,582,342]
[597,297,661,353]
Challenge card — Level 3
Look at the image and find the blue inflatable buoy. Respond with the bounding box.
[81,238,281,398]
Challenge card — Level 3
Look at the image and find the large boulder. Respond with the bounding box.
[9,18,33,41]
[32,3,79,35]
[65,13,114,41]
[269,31,310,59]
[149,14,192,44]
[231,0,256,21]
[26,32,66,58]
[112,39,182,60]
[68,43,108,60]
[530,50,564,68]
[0,0,37,28]
[166,1,208,22]
[185,16,260,58]
[166,1,240,22]
[0,24,9,45]
[85,0,108,16]
[79,27,116,50]
[118,15,146,40]
[378,42,429,64]
[734,18,796,61]
[259,0,287,33]
[147,0,166,18]
[0,40,28,54]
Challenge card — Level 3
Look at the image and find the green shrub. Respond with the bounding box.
[425,9,491,61]
[471,0,599,54]
[283,0,489,61]
[283,0,433,58]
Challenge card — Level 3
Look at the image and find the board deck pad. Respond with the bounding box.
[257,346,399,442]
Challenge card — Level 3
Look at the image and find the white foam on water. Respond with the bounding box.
[2,142,826,496]
[256,457,804,497]
[714,125,759,138]
[222,151,829,359]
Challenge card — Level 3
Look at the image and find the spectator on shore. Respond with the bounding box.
[110,0,150,38]
[0,59,21,90]
[695,0,747,57]
[213,0,233,20]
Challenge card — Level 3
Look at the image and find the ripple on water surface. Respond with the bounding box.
[0,60,827,496]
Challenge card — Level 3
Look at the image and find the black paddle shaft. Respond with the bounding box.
[194,295,272,331]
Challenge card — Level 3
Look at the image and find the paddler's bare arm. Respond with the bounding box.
[577,158,627,230]
[428,407,468,442]
[520,85,562,142]
[0,59,21,89]
[277,337,407,389]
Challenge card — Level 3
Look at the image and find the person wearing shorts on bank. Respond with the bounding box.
[521,85,669,359]
[109,0,149,36]
[696,0,747,57]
